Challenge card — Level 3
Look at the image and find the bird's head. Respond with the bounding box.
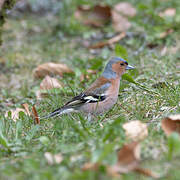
[102,57,134,79]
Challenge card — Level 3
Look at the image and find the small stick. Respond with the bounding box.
[32,105,40,124]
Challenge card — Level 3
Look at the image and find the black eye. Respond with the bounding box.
[120,63,124,66]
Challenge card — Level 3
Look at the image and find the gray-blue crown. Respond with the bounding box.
[102,57,127,79]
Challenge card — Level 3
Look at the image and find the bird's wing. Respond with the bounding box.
[84,77,111,95]
[64,92,106,107]
[64,77,111,108]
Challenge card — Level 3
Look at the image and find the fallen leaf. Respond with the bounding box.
[117,141,140,172]
[36,75,63,100]
[161,114,180,136]
[83,142,140,174]
[112,2,136,32]
[33,62,73,79]
[54,153,63,164]
[122,121,148,141]
[160,46,167,56]
[109,142,158,178]
[5,108,28,121]
[82,162,100,171]
[80,74,87,82]
[82,142,140,174]
[112,13,131,32]
[159,8,176,17]
[113,2,136,17]
[89,32,126,49]
[83,142,158,178]
[40,75,63,90]
[32,105,40,124]
[159,29,174,39]
[134,167,159,178]
[44,152,63,165]
[44,152,54,165]
[106,141,140,176]
[74,5,111,27]
[106,166,121,177]
[22,103,31,116]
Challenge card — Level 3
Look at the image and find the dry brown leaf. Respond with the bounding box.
[123,121,148,141]
[161,114,180,136]
[89,32,126,49]
[134,167,159,178]
[112,2,136,32]
[32,105,40,124]
[159,8,176,17]
[82,162,100,171]
[108,165,158,178]
[33,62,73,79]
[44,152,63,165]
[113,2,136,17]
[83,142,140,174]
[159,29,174,39]
[44,152,54,165]
[88,41,108,49]
[83,142,158,178]
[40,75,63,90]
[107,166,158,178]
[5,108,28,121]
[109,142,158,178]
[106,166,121,177]
[54,153,63,164]
[160,46,167,56]
[74,5,111,27]
[22,103,31,116]
[106,141,140,176]
[112,13,131,32]
[117,141,140,172]
[80,74,87,82]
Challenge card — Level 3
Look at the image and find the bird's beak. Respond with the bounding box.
[126,65,134,70]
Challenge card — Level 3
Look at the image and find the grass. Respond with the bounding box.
[0,0,180,179]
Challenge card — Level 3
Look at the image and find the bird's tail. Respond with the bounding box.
[40,106,75,119]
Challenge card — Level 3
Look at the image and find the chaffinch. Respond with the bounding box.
[43,57,134,119]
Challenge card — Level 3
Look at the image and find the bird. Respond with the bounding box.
[43,57,134,119]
